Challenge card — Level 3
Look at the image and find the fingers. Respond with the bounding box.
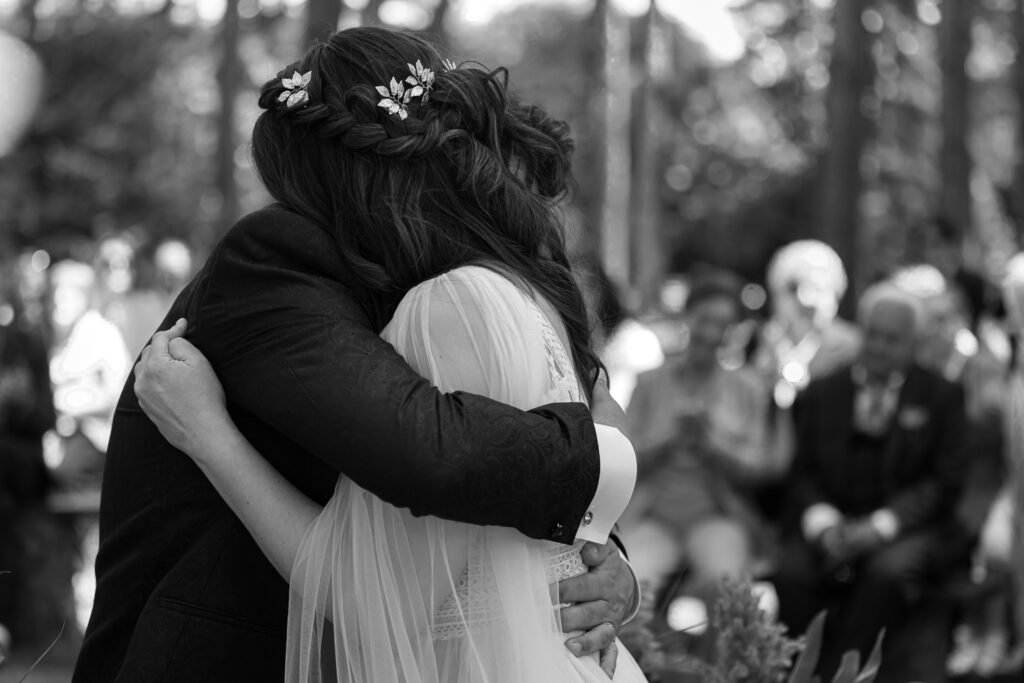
[559,599,619,634]
[580,540,615,567]
[134,345,152,394]
[149,318,187,359]
[599,640,618,679]
[135,346,151,379]
[167,336,200,363]
[558,570,600,607]
[559,546,623,605]
[565,620,616,658]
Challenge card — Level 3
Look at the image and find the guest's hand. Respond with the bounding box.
[134,319,232,461]
[818,524,850,562]
[559,539,635,677]
[840,518,884,558]
[591,373,629,440]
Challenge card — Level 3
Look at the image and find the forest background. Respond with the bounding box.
[2,0,1023,316]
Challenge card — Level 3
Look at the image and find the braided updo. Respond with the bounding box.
[251,27,600,397]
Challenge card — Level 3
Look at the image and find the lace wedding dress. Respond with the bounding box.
[284,265,646,682]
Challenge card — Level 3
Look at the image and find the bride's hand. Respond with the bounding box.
[134,319,233,462]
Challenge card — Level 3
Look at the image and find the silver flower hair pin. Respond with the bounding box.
[279,70,312,108]
[376,60,437,120]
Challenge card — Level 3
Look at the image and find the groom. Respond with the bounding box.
[72,205,639,682]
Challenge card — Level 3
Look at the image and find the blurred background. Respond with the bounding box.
[2,0,1024,680]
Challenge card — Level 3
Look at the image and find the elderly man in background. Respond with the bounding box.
[771,281,969,681]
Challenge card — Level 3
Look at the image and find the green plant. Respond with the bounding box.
[621,578,883,683]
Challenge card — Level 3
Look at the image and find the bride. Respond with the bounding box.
[133,27,647,683]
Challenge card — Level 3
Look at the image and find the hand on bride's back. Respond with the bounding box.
[134,318,231,460]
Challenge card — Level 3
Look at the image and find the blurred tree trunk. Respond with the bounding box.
[939,0,972,240]
[578,0,607,262]
[18,0,37,41]
[360,0,385,26]
[817,0,870,314]
[598,0,633,297]
[424,0,451,48]
[631,4,664,309]
[1011,0,1024,245]
[304,0,340,47]
[211,0,241,257]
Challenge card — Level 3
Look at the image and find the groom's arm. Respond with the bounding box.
[188,208,628,544]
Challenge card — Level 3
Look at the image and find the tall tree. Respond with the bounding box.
[304,0,340,48]
[817,0,871,310]
[939,0,972,240]
[1011,0,1024,245]
[212,0,241,257]
[598,0,632,293]
[361,0,386,27]
[631,3,664,308]
[424,0,452,48]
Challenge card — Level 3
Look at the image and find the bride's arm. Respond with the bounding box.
[135,320,319,580]
[139,315,634,663]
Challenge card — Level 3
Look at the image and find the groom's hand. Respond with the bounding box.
[559,539,637,675]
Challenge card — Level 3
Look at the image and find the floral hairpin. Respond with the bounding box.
[278,70,311,108]
[376,60,436,120]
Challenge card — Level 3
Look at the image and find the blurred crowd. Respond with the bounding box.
[603,238,1024,682]
[0,237,191,662]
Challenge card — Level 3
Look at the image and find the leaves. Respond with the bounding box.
[375,65,434,120]
[619,579,885,683]
[786,612,825,683]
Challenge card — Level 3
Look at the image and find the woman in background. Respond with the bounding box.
[623,271,782,616]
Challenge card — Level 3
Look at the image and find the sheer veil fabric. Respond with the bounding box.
[285,265,646,682]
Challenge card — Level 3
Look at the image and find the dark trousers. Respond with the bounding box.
[773,527,965,680]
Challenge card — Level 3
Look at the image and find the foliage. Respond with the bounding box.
[2,12,212,256]
[2,0,1022,287]
[621,578,883,683]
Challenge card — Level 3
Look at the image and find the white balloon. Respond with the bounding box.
[0,31,44,157]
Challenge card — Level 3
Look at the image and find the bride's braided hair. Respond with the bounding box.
[251,28,601,397]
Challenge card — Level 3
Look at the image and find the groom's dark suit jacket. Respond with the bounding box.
[72,205,602,682]
[787,363,968,534]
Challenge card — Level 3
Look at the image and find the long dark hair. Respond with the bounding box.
[251,27,601,398]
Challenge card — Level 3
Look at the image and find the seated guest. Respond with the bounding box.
[890,265,1012,677]
[754,240,862,410]
[623,270,782,614]
[772,281,969,681]
[0,278,55,656]
[752,241,864,525]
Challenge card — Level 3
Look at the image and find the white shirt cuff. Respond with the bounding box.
[801,503,843,543]
[576,425,637,544]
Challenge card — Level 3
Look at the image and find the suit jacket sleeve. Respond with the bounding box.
[188,208,599,543]
[887,379,969,532]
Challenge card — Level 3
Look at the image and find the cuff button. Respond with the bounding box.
[582,511,594,526]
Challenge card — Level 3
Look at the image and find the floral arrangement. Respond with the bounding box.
[619,577,883,683]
